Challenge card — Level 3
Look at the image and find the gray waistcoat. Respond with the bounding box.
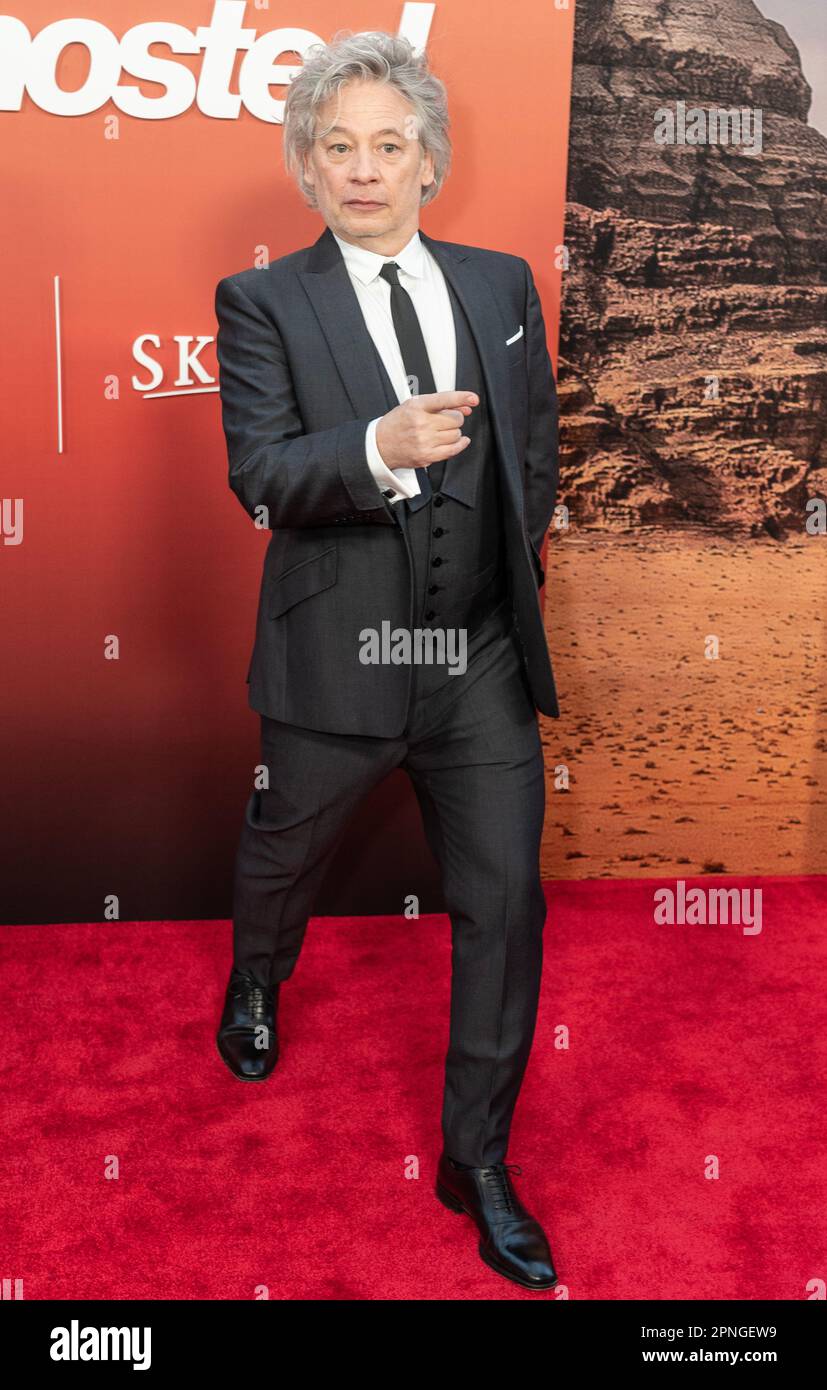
[371,276,511,706]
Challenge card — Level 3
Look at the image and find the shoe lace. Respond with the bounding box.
[483,1162,523,1214]
[233,974,273,1023]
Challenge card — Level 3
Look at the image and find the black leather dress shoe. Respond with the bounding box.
[216,967,280,1081]
[436,1151,558,1290]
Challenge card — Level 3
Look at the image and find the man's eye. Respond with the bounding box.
[382,144,401,154]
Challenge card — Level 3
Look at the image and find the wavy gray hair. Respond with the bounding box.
[283,30,451,208]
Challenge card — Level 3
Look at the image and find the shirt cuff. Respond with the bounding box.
[365,418,422,503]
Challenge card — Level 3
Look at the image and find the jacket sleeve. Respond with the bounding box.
[215,274,389,528]
[521,258,560,557]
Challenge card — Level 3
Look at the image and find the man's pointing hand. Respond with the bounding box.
[375,391,479,471]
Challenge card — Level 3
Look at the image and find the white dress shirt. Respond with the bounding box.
[331,228,457,504]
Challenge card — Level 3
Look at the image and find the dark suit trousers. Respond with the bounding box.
[231,609,548,1167]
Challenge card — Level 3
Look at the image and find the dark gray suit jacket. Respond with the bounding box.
[215,225,560,736]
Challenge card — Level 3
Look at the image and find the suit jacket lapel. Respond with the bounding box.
[297,227,397,424]
[417,229,517,495]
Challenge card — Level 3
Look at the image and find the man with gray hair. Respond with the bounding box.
[214,29,560,1292]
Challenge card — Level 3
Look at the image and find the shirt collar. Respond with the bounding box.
[331,227,426,286]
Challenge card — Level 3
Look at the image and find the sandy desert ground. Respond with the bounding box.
[538,531,827,879]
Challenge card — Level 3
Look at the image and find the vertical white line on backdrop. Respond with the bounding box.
[54,275,64,454]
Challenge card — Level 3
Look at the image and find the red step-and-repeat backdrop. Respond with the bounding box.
[0,1,576,924]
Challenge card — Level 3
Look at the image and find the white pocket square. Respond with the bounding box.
[505,324,524,345]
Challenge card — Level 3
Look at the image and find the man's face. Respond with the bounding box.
[301,78,435,254]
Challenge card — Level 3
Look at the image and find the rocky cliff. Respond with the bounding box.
[560,0,827,534]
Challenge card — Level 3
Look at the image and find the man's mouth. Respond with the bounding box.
[345,200,386,209]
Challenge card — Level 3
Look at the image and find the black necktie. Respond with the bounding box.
[378,260,439,497]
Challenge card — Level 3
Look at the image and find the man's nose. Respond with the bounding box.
[349,150,381,180]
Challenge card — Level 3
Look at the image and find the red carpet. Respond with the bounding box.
[2,875,825,1300]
